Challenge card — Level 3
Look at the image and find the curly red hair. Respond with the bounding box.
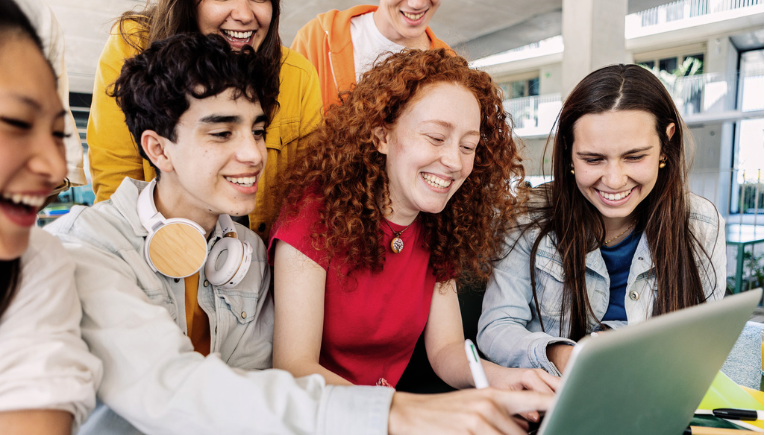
[280,48,525,284]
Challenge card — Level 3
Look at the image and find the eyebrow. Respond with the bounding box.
[576,145,653,157]
[199,114,243,124]
[421,120,480,137]
[252,114,268,125]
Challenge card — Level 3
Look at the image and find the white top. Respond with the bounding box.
[46,178,394,435]
[0,228,102,429]
[350,12,406,82]
[16,0,87,186]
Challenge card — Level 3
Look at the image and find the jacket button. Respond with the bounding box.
[203,280,209,287]
[241,311,247,319]
[174,278,180,283]
[258,223,266,232]
[638,257,644,261]
[629,291,639,301]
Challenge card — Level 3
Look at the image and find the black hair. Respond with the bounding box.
[109,32,279,176]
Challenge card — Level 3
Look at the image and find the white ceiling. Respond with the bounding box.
[44,0,668,93]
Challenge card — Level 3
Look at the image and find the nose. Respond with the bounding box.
[28,132,67,186]
[603,160,627,189]
[407,0,429,10]
[440,142,462,173]
[230,0,254,23]
[238,133,266,168]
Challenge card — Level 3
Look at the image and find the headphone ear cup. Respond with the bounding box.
[205,238,252,288]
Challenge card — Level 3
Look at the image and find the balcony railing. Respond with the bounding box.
[504,94,562,137]
[664,70,763,118]
[625,0,762,37]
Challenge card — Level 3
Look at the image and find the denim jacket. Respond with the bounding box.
[45,178,393,435]
[477,193,726,376]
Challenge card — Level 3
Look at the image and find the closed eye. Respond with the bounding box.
[625,155,645,161]
[584,157,603,164]
[1,117,31,130]
[426,135,444,144]
[211,131,232,139]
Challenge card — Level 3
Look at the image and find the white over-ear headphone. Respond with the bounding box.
[137,179,252,288]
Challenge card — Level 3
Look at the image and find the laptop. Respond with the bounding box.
[534,290,762,435]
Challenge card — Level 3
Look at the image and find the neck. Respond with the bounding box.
[372,10,431,49]
[602,215,635,245]
[154,179,217,238]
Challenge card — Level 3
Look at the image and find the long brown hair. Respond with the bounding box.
[280,49,525,284]
[116,0,282,73]
[527,64,718,341]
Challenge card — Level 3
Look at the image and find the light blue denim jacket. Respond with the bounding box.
[45,179,393,435]
[477,193,726,376]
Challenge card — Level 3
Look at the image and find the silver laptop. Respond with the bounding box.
[536,290,762,435]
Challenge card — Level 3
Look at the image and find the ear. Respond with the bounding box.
[372,126,390,155]
[665,122,676,141]
[141,130,174,174]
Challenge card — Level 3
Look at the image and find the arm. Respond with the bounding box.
[51,228,392,435]
[423,281,559,393]
[477,229,574,376]
[0,410,72,435]
[272,240,353,385]
[87,25,151,202]
[707,209,727,301]
[0,230,101,430]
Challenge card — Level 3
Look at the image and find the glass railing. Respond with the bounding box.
[504,93,562,137]
[626,0,762,37]
[663,70,763,117]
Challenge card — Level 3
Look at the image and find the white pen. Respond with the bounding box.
[464,339,489,389]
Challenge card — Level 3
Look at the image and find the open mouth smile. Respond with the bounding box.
[401,10,427,21]
[221,29,254,44]
[0,191,48,227]
[596,187,634,202]
[421,173,453,189]
[225,176,257,188]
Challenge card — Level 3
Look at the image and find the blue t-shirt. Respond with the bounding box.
[600,230,641,322]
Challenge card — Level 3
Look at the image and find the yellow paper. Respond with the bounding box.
[698,371,764,430]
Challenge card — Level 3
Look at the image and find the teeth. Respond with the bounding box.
[601,188,632,201]
[225,176,257,187]
[1,191,46,208]
[222,30,253,40]
[402,11,425,20]
[421,173,451,189]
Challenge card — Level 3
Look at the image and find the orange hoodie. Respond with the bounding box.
[291,4,451,112]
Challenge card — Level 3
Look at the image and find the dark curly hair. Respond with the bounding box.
[109,32,279,177]
[281,48,525,284]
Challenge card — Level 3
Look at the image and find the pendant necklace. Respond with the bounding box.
[382,216,417,254]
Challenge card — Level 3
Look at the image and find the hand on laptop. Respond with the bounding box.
[388,389,552,435]
[484,366,560,394]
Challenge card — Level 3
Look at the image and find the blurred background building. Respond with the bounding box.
[41,0,764,291]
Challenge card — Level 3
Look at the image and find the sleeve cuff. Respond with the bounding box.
[533,337,575,376]
[318,385,394,435]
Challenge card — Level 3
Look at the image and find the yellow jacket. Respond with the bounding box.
[87,20,323,242]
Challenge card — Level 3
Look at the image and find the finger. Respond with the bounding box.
[468,396,528,435]
[520,371,555,394]
[512,415,531,429]
[536,369,562,392]
[494,390,553,416]
[518,410,540,423]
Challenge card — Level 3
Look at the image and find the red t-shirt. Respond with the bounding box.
[268,197,435,386]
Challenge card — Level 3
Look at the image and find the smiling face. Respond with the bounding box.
[374,0,441,47]
[196,0,272,51]
[0,35,67,260]
[374,82,480,225]
[145,88,267,234]
[571,110,672,230]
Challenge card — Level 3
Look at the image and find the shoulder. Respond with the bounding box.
[22,227,72,271]
[102,18,146,60]
[280,47,319,78]
[686,193,725,245]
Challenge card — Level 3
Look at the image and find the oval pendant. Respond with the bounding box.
[390,237,404,254]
